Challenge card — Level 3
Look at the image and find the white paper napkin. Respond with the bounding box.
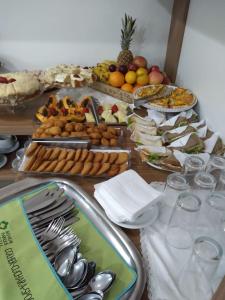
[147,109,165,126]
[173,150,210,167]
[164,125,188,135]
[197,125,208,138]
[204,133,220,153]
[168,132,193,148]
[94,170,162,222]
[160,109,197,127]
[190,119,205,129]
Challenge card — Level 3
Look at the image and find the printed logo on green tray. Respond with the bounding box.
[0,221,9,230]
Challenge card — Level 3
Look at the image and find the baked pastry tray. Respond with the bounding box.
[0,177,146,300]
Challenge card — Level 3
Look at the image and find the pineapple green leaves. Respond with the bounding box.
[121,14,136,51]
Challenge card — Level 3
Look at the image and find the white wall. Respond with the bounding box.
[0,0,173,71]
[176,0,225,139]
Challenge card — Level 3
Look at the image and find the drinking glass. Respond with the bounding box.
[206,155,225,182]
[166,192,201,249]
[192,171,216,201]
[216,169,225,191]
[183,156,205,186]
[159,173,189,224]
[179,236,222,300]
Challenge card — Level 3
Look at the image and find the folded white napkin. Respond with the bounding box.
[160,109,197,127]
[147,109,165,126]
[94,170,162,222]
[204,133,220,153]
[168,132,193,148]
[197,125,208,138]
[173,150,210,167]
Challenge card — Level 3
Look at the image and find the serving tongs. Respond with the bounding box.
[82,96,100,125]
[134,86,174,108]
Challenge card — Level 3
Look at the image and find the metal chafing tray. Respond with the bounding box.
[0,177,146,300]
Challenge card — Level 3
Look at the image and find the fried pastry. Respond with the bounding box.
[81,162,93,176]
[70,162,83,175]
[36,161,51,172]
[107,127,117,135]
[102,131,114,139]
[30,159,43,171]
[109,153,118,164]
[119,163,128,174]
[107,164,120,177]
[93,152,104,163]
[80,149,89,162]
[96,163,111,176]
[74,123,84,132]
[37,146,47,159]
[43,148,53,160]
[98,123,107,131]
[62,160,74,173]
[53,159,67,173]
[49,147,61,160]
[61,131,70,137]
[110,139,117,147]
[47,126,62,136]
[85,151,94,162]
[45,160,58,172]
[101,138,110,147]
[23,156,37,171]
[89,132,102,139]
[91,139,100,145]
[89,163,101,176]
[58,149,68,160]
[33,145,42,157]
[66,149,76,161]
[74,148,82,161]
[115,152,129,164]
[102,152,109,163]
[25,142,38,157]
[65,123,74,133]
[54,120,65,128]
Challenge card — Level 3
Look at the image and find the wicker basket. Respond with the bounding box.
[90,81,134,104]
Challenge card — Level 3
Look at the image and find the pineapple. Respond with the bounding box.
[117,14,136,66]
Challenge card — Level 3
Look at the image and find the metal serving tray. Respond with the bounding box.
[0,177,146,300]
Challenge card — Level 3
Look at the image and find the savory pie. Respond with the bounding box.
[0,72,40,104]
[135,84,164,98]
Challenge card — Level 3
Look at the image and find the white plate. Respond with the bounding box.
[146,161,174,173]
[141,85,197,113]
[105,205,159,229]
[0,140,19,154]
[0,154,7,169]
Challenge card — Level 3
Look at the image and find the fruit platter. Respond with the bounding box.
[134,85,197,113]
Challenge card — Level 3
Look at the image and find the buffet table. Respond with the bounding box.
[0,103,224,300]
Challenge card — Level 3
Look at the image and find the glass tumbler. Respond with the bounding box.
[206,155,225,182]
[216,169,225,191]
[193,171,216,201]
[183,156,205,186]
[179,236,223,300]
[159,173,189,224]
[166,192,201,249]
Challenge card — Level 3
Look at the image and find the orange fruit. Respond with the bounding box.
[121,83,134,93]
[125,71,137,84]
[136,67,148,76]
[136,74,149,86]
[109,71,125,88]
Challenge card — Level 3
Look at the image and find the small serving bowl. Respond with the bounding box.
[0,135,13,149]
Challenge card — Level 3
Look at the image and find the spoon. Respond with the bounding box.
[77,291,103,300]
[89,271,116,294]
[54,245,77,277]
[63,259,88,288]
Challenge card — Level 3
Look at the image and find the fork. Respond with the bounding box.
[41,217,65,243]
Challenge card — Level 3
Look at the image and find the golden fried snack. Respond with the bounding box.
[102,152,109,163]
[81,162,93,176]
[33,145,42,157]
[65,123,74,133]
[86,128,94,134]
[36,127,44,135]
[37,146,47,159]
[102,131,114,139]
[58,149,68,160]
[91,139,100,145]
[62,160,74,173]
[23,156,37,171]
[107,127,117,135]
[115,152,129,165]
[32,133,40,138]
[96,163,111,176]
[53,159,67,173]
[101,138,110,147]
[119,163,128,174]
[70,162,83,175]
[66,149,76,161]
[43,148,53,160]
[45,160,58,172]
[110,138,118,147]
[109,153,118,164]
[74,123,84,132]
[80,149,89,162]
[47,126,62,136]
[85,151,94,162]
[36,161,51,172]
[41,120,54,129]
[89,132,102,139]
[70,132,88,138]
[98,123,107,131]
[49,147,61,160]
[30,159,43,171]
[74,148,82,162]
[25,142,38,157]
[107,164,120,177]
[61,131,70,137]
[40,133,51,138]
[89,163,101,176]
[54,120,65,128]
[86,123,95,128]
[93,152,104,163]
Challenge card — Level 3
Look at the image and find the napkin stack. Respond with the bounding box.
[94,170,162,223]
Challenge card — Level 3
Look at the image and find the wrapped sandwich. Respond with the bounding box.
[128,113,156,129]
[168,133,205,154]
[131,130,162,146]
[162,125,196,144]
[136,146,171,163]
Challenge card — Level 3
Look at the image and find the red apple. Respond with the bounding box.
[149,65,160,73]
[148,71,164,85]
[128,63,138,71]
[133,56,148,68]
